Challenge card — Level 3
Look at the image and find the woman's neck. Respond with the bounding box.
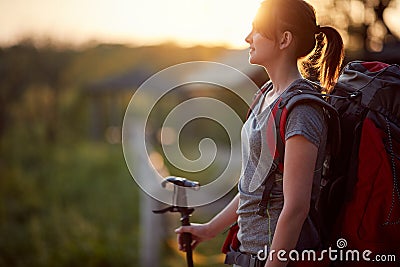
[259,61,303,112]
[265,60,303,95]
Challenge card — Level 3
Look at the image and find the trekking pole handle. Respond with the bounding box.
[162,176,200,190]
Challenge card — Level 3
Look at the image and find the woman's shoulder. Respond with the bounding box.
[285,102,327,146]
[289,102,325,117]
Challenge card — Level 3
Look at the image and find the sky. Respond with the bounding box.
[1,0,399,49]
[0,0,263,48]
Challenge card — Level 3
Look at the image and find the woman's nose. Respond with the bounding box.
[245,30,253,44]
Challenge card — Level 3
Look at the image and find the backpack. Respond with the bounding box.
[320,61,400,260]
[222,61,400,264]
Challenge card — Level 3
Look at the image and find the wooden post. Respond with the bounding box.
[132,123,166,267]
[140,192,165,267]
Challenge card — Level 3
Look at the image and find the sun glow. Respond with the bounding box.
[134,0,262,48]
[0,0,262,48]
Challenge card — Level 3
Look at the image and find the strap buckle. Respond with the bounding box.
[249,255,257,267]
[266,161,278,178]
[256,204,267,217]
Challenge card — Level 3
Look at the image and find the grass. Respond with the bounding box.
[0,137,232,267]
[0,139,139,267]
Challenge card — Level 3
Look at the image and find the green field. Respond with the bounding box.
[0,138,231,267]
[0,43,232,267]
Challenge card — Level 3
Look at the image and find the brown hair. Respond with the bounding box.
[253,0,344,92]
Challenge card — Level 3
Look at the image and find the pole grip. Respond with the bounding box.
[181,212,193,267]
[183,232,193,267]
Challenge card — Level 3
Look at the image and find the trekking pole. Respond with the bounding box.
[153,176,200,267]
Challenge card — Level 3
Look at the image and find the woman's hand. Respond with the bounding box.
[175,223,216,252]
[175,193,240,252]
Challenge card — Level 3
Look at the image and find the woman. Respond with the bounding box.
[175,0,344,266]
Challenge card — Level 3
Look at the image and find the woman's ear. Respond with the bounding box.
[279,31,293,50]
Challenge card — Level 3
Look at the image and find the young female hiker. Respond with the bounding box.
[175,0,344,266]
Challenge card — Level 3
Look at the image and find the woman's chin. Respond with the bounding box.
[248,57,258,65]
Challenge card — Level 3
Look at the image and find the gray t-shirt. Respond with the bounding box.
[236,81,327,255]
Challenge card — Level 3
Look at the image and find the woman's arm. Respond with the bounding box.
[175,193,239,251]
[265,135,318,267]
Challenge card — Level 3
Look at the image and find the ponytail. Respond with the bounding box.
[316,26,344,93]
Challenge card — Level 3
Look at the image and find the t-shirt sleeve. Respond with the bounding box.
[285,103,326,148]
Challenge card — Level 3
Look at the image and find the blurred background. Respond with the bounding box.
[0,0,399,266]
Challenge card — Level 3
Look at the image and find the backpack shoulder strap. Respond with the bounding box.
[284,92,341,156]
[257,80,341,217]
[277,80,341,158]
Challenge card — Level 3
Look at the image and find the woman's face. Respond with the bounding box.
[245,27,278,67]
